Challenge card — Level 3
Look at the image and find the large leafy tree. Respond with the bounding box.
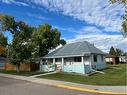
[1,14,65,72]
[110,0,127,36]
[8,30,33,72]
[1,14,17,34]
[0,33,8,47]
[32,23,61,57]
[0,14,34,72]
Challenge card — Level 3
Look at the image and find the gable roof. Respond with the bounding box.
[43,41,106,58]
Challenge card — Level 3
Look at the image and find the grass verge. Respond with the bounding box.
[0,70,46,76]
[38,64,127,86]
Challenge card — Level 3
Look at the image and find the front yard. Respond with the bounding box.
[39,64,127,86]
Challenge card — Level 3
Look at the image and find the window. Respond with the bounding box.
[101,56,103,61]
[74,57,81,62]
[93,55,97,62]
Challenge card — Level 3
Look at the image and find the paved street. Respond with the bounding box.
[0,76,109,95]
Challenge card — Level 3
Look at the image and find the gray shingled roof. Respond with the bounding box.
[43,41,105,58]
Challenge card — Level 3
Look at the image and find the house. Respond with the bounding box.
[105,54,119,64]
[119,56,127,63]
[40,41,106,74]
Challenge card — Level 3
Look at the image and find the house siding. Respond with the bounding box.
[63,63,85,74]
[84,65,91,74]
[91,54,106,70]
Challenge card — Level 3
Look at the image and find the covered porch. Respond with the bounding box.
[40,56,92,74]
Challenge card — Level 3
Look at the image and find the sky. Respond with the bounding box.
[0,0,127,53]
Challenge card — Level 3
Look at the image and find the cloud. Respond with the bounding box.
[26,0,125,32]
[13,1,29,6]
[72,26,102,35]
[1,0,14,4]
[1,0,126,52]
[67,33,127,53]
[27,0,126,52]
[52,25,127,52]
[1,0,29,6]
[26,13,49,20]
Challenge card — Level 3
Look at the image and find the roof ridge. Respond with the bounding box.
[85,41,92,54]
[43,41,105,58]
[54,44,68,55]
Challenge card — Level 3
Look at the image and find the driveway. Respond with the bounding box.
[0,76,109,95]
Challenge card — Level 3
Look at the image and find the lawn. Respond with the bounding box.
[0,70,45,76]
[39,64,127,86]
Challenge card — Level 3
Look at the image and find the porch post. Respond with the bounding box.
[53,58,56,70]
[90,55,92,70]
[53,58,55,64]
[81,56,84,64]
[61,58,64,71]
[40,59,43,71]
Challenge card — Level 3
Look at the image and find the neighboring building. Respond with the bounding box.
[0,57,6,70]
[105,54,119,64]
[40,41,106,74]
[119,56,127,63]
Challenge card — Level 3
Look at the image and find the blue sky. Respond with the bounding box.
[0,0,127,52]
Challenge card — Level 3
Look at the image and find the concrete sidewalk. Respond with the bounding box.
[0,73,126,94]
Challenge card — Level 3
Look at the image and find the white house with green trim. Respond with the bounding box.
[40,41,106,74]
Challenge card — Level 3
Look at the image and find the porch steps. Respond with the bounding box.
[88,69,105,76]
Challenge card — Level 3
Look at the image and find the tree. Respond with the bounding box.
[115,48,124,56]
[110,0,127,4]
[0,33,8,57]
[0,14,34,35]
[7,20,34,72]
[122,11,127,37]
[109,46,124,56]
[60,39,66,46]
[8,30,33,72]
[0,33,8,47]
[109,46,116,55]
[1,14,66,72]
[110,0,127,37]
[32,23,61,57]
[0,45,6,57]
[1,14,17,34]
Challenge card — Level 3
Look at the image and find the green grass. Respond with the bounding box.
[39,64,127,86]
[0,70,46,76]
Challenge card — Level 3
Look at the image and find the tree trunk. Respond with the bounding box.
[16,64,20,73]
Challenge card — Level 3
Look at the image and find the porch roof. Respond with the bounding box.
[43,41,106,58]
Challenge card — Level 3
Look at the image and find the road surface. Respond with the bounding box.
[0,76,111,95]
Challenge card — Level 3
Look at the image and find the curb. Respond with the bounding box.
[57,85,126,95]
